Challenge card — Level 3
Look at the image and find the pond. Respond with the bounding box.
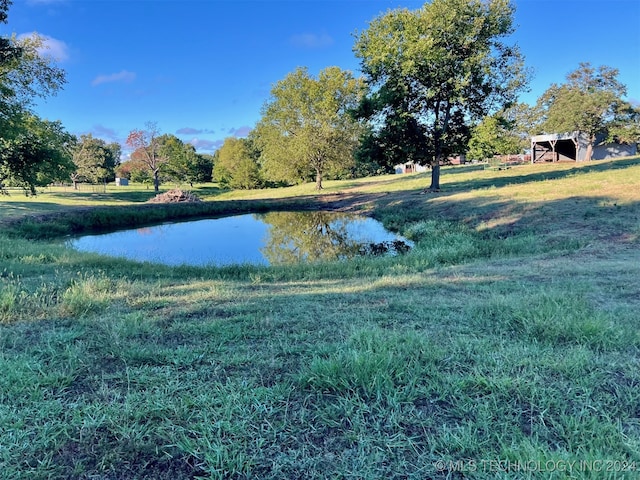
[67,211,413,267]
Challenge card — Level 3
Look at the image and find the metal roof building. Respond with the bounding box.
[531,132,637,162]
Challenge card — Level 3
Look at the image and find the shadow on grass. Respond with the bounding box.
[0,201,65,219]
[441,157,640,194]
[42,185,226,204]
[46,190,158,203]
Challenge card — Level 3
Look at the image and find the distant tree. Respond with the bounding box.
[213,137,261,189]
[190,152,214,184]
[536,63,631,161]
[607,103,640,146]
[254,66,365,190]
[467,113,522,161]
[0,113,75,194]
[71,134,120,190]
[157,134,212,186]
[126,122,164,192]
[157,134,189,185]
[353,0,528,190]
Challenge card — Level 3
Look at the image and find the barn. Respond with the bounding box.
[531,132,637,162]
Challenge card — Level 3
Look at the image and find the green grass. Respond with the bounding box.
[1,157,640,479]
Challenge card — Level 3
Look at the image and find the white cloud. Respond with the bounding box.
[91,70,136,87]
[290,32,334,49]
[189,138,224,151]
[90,125,120,143]
[228,126,252,138]
[18,32,69,62]
[40,35,69,62]
[177,127,216,135]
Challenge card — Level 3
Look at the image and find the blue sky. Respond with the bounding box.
[5,0,640,157]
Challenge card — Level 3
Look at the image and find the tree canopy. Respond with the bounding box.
[126,122,164,192]
[467,112,522,161]
[353,0,527,190]
[0,112,75,194]
[0,0,70,194]
[536,62,634,161]
[213,137,261,189]
[157,134,212,186]
[254,66,365,190]
[71,134,121,190]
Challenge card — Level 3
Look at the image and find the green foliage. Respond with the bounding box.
[353,0,528,189]
[155,134,212,186]
[606,103,640,146]
[537,63,632,160]
[0,31,65,112]
[254,66,366,190]
[0,3,69,195]
[467,114,523,161]
[0,112,75,195]
[213,137,261,189]
[71,134,121,189]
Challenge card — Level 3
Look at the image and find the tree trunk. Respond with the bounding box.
[315,170,323,190]
[429,160,441,190]
[427,102,449,191]
[153,170,160,192]
[584,136,595,161]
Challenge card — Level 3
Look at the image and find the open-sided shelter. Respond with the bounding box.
[531,132,637,162]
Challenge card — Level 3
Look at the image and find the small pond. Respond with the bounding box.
[67,211,413,267]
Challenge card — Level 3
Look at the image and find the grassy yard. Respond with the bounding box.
[1,158,639,479]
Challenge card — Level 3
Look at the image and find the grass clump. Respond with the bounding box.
[471,292,636,352]
[300,327,443,400]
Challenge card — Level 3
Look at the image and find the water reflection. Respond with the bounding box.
[68,211,412,267]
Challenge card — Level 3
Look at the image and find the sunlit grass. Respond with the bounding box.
[1,156,639,478]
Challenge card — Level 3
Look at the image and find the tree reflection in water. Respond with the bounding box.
[258,211,411,265]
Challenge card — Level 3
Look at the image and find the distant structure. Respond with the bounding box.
[115,177,129,186]
[395,155,466,174]
[395,162,429,174]
[531,132,637,162]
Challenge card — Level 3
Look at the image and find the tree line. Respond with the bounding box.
[2,0,639,196]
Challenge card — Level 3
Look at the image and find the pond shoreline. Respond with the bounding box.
[0,192,396,240]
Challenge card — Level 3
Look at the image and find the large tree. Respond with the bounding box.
[1,0,69,194]
[125,122,164,192]
[71,134,121,190]
[157,134,212,186]
[0,112,75,194]
[353,0,527,190]
[254,66,365,190]
[536,63,632,161]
